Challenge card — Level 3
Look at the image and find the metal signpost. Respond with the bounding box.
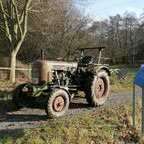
[133,84,136,127]
[133,65,144,141]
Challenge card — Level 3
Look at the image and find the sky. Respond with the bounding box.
[77,0,144,20]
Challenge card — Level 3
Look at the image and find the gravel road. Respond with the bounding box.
[0,90,142,138]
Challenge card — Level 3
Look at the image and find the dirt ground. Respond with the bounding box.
[0,88,141,138]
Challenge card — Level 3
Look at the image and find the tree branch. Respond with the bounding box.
[23,0,32,36]
[11,0,23,37]
[0,0,12,43]
[0,25,5,32]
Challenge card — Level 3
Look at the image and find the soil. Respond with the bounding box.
[0,90,141,138]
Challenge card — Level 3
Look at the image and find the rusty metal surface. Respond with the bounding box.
[32,60,77,84]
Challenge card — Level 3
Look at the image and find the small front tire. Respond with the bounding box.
[45,89,69,118]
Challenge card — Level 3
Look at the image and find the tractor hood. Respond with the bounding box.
[32,60,77,84]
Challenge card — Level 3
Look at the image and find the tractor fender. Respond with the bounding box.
[94,65,111,76]
[59,87,75,101]
[59,87,71,97]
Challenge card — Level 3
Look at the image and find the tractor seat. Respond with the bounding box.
[78,56,94,67]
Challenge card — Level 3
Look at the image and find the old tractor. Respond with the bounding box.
[13,47,111,118]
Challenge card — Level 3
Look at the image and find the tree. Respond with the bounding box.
[18,0,92,62]
[0,0,32,83]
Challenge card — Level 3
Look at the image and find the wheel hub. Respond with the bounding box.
[53,96,65,112]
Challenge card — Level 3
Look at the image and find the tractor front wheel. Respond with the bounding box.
[45,89,69,118]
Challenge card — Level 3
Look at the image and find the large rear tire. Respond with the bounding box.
[85,70,110,107]
[45,89,69,118]
[12,83,35,108]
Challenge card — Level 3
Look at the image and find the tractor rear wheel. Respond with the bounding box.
[12,83,35,108]
[45,89,69,118]
[85,70,110,107]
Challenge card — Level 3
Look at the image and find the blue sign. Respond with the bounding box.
[140,65,144,73]
[134,65,144,87]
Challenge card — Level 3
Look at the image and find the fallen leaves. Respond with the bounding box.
[121,130,139,142]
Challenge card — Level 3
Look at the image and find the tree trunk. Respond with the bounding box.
[9,50,16,83]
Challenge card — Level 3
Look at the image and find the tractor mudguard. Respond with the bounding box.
[94,65,111,76]
[57,86,74,101]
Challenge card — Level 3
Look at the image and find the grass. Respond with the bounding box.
[0,80,15,100]
[110,66,139,92]
[0,66,142,143]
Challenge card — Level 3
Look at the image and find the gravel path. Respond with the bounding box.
[0,90,142,138]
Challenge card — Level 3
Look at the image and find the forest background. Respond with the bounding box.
[0,0,144,82]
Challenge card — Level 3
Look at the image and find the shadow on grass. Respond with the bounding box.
[0,128,24,140]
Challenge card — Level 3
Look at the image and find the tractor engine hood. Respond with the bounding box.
[32,60,77,84]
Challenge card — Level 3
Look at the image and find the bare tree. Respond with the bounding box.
[123,12,139,64]
[18,0,92,61]
[0,0,32,83]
